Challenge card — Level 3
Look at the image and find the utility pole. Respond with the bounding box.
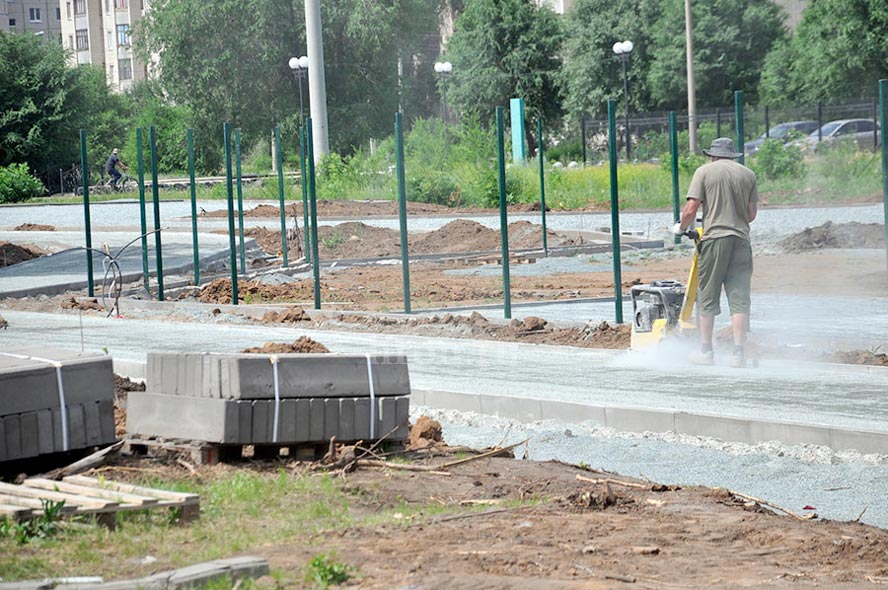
[685,0,698,154]
[304,0,329,162]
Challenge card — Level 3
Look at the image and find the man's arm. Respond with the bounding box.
[679,198,700,231]
[747,199,757,223]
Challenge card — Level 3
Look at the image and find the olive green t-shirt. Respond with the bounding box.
[687,159,758,241]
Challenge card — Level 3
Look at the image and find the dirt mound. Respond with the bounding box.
[408,416,444,449]
[828,349,888,367]
[201,200,455,219]
[318,222,401,259]
[779,221,885,252]
[412,219,577,255]
[113,375,144,437]
[60,297,104,311]
[0,242,44,267]
[241,336,330,354]
[261,307,311,323]
[13,223,55,231]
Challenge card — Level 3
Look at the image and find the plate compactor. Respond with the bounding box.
[629,227,702,350]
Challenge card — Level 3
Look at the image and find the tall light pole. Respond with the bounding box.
[612,40,634,161]
[288,55,309,123]
[685,0,698,154]
[434,61,452,123]
[304,0,329,161]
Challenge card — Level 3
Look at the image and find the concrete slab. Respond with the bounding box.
[20,412,38,459]
[479,394,543,423]
[4,414,21,460]
[339,398,355,441]
[37,409,53,455]
[674,413,751,445]
[539,399,606,425]
[829,428,888,454]
[605,407,676,434]
[423,390,482,414]
[126,393,241,444]
[749,421,832,448]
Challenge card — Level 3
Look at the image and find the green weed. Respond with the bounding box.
[305,553,353,589]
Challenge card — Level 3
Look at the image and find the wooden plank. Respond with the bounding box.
[64,475,199,504]
[0,481,114,509]
[0,493,78,513]
[0,503,33,519]
[23,478,159,506]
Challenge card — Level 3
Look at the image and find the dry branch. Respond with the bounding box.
[728,489,817,521]
[576,474,649,490]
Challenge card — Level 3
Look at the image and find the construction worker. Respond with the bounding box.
[673,137,758,368]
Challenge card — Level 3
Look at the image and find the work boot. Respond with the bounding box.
[688,350,714,366]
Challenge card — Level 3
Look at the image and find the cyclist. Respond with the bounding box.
[105,148,128,189]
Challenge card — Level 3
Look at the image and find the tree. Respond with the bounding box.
[558,0,661,121]
[136,0,440,158]
[647,0,785,108]
[758,0,888,105]
[445,0,564,127]
[0,32,127,184]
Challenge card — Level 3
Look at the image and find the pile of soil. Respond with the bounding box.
[0,242,44,267]
[199,200,550,220]
[252,306,631,350]
[241,220,580,261]
[407,416,444,449]
[60,297,104,311]
[780,221,886,252]
[241,336,330,354]
[13,224,55,231]
[828,349,888,367]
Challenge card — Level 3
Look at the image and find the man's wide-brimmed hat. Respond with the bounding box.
[703,137,743,159]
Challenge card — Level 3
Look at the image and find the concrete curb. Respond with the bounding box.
[412,388,888,455]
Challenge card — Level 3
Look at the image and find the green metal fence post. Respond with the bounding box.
[187,128,200,285]
[79,129,94,297]
[669,111,681,245]
[149,125,164,301]
[300,125,311,264]
[275,125,289,268]
[306,118,321,310]
[496,106,512,319]
[234,128,246,275]
[136,128,149,292]
[880,79,888,273]
[224,122,239,305]
[395,112,412,314]
[537,116,548,257]
[735,90,745,166]
[607,100,624,324]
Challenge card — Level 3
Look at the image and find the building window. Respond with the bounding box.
[116,24,130,45]
[75,29,88,50]
[68,34,74,49]
[119,58,132,80]
[29,8,41,22]
[74,0,85,15]
[107,31,112,48]
[109,64,114,82]
[115,0,128,9]
[9,18,16,27]
[56,7,61,19]
[66,2,71,18]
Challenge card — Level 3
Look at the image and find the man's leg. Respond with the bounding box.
[731,314,748,346]
[700,314,716,348]
[692,239,728,364]
[724,237,753,367]
[110,168,121,188]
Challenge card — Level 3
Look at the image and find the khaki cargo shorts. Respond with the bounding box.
[697,235,752,316]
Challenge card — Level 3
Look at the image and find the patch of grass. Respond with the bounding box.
[321,229,343,250]
[305,553,353,589]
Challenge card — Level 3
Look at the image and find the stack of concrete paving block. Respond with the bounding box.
[126,352,410,445]
[0,347,116,462]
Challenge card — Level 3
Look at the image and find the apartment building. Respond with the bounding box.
[59,0,148,92]
[1,0,63,42]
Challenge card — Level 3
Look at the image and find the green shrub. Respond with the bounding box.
[0,163,44,203]
[305,553,352,589]
[547,139,583,163]
[748,138,806,180]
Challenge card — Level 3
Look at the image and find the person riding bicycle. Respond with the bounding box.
[105,148,128,189]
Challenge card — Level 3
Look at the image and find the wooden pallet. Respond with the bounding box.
[0,475,199,527]
[122,435,331,465]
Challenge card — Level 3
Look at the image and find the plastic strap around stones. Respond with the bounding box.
[365,354,376,440]
[269,355,281,443]
[0,352,69,451]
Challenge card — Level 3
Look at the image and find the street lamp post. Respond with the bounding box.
[612,40,634,161]
[288,55,310,123]
[434,61,452,123]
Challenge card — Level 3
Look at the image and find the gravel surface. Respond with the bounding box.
[419,406,888,529]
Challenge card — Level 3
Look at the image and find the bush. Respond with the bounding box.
[748,138,806,180]
[0,163,44,203]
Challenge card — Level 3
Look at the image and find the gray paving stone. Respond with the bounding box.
[84,402,102,446]
[20,412,38,459]
[309,398,325,441]
[338,398,355,441]
[251,401,270,444]
[3,414,22,460]
[68,404,86,450]
[126,393,241,443]
[98,400,116,444]
[295,399,311,442]
[354,398,371,441]
[324,399,339,441]
[37,409,53,455]
[280,399,297,442]
[237,401,253,442]
[0,418,5,461]
[394,396,409,440]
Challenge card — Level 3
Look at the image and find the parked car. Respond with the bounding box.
[744,120,819,155]
[795,119,881,151]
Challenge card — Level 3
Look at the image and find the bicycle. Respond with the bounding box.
[98,172,137,193]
